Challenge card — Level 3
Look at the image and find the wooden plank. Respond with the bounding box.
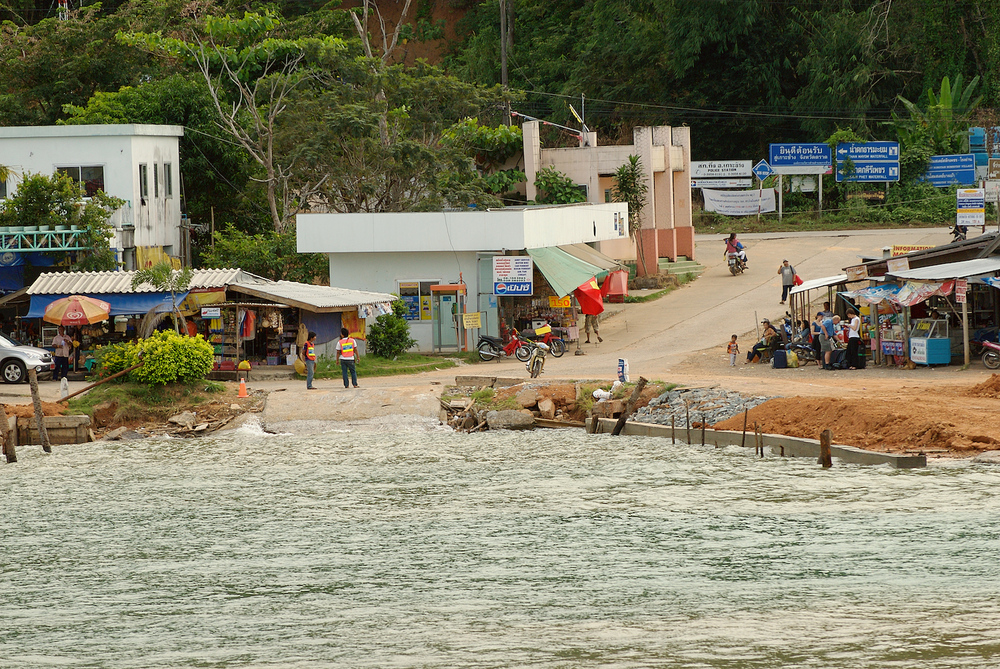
[535,418,585,429]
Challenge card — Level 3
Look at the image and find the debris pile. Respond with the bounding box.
[634,387,772,428]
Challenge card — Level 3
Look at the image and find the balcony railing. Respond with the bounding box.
[0,226,91,252]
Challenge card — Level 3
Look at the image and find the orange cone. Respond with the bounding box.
[238,378,248,398]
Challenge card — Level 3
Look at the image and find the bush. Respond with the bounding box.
[93,331,214,385]
[366,299,417,358]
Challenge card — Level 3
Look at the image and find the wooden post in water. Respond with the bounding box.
[611,377,647,436]
[28,368,51,453]
[0,403,13,463]
[741,409,748,448]
[685,403,691,445]
[701,413,705,446]
[819,429,832,468]
[671,414,675,444]
[589,414,599,434]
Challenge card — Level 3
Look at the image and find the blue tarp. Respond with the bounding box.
[26,292,188,318]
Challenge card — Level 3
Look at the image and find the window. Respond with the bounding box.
[139,163,148,201]
[153,164,159,198]
[56,165,105,198]
[398,280,437,321]
[164,162,173,197]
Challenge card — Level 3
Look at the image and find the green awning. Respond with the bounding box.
[527,246,605,298]
[558,244,625,278]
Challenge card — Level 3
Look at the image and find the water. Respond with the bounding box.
[4,419,1000,668]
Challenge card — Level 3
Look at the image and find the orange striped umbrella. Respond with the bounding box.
[43,295,111,326]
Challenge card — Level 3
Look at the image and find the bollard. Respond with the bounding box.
[819,429,832,468]
[28,368,51,454]
[741,409,748,449]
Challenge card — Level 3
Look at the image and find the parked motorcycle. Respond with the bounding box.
[952,223,968,242]
[523,322,566,357]
[477,329,531,362]
[982,340,1000,369]
[526,340,549,378]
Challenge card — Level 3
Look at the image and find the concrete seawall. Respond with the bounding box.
[594,418,926,469]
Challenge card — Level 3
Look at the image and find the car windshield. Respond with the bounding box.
[0,333,19,347]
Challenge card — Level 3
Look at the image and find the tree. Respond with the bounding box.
[366,299,416,358]
[893,75,983,156]
[199,227,327,283]
[533,167,585,204]
[611,155,648,274]
[0,172,121,271]
[131,261,193,335]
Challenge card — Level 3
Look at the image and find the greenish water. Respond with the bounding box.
[3,420,1000,668]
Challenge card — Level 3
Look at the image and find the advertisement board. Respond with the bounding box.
[493,256,533,296]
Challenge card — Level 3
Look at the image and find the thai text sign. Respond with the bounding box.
[462,312,482,329]
[836,141,900,182]
[957,188,986,227]
[768,143,832,175]
[919,154,976,187]
[702,188,776,216]
[493,256,533,296]
[691,160,752,179]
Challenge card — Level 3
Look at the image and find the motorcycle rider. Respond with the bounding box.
[724,233,748,267]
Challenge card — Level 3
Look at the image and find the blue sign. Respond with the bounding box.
[836,142,900,162]
[919,154,976,187]
[752,160,773,181]
[493,281,532,295]
[836,141,900,182]
[769,143,832,171]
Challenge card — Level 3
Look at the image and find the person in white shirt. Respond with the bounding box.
[51,326,72,381]
[846,308,863,369]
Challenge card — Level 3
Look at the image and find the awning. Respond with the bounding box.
[557,244,625,278]
[789,274,849,296]
[26,292,185,318]
[886,257,1000,282]
[527,247,604,298]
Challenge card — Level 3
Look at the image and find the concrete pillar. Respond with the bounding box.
[523,121,541,201]
[671,126,695,260]
[632,127,658,276]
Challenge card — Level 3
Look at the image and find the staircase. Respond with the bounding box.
[658,256,705,278]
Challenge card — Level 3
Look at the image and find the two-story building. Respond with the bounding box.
[0,124,186,283]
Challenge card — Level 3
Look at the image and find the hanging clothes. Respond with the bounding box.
[239,309,257,341]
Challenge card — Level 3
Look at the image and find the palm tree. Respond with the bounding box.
[131,262,193,336]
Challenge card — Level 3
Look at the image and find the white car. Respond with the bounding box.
[0,334,54,383]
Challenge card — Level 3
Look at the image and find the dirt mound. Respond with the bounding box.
[968,374,1000,398]
[2,402,66,418]
[711,394,1000,456]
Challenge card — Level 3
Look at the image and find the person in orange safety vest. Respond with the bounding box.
[302,331,317,389]
[336,327,359,389]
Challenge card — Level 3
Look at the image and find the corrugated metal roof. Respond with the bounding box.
[27,268,259,294]
[887,257,1000,281]
[231,281,396,309]
[789,274,849,296]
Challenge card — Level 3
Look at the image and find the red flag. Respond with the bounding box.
[574,277,605,315]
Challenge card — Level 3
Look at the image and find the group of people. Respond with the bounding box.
[301,328,361,390]
[809,304,863,370]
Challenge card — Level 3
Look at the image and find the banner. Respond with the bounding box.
[702,188,776,216]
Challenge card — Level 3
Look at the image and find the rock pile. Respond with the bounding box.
[633,387,773,428]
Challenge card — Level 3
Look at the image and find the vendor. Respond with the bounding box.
[747,319,779,363]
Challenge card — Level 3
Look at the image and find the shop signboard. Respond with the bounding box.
[201,307,221,318]
[956,278,968,304]
[768,143,832,175]
[957,188,986,227]
[890,244,933,256]
[493,256,533,296]
[988,158,1000,180]
[846,265,868,282]
[691,160,752,179]
[910,337,928,364]
[548,295,571,308]
[886,257,909,273]
[985,180,1000,203]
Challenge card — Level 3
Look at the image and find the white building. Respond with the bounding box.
[297,203,629,352]
[0,124,186,270]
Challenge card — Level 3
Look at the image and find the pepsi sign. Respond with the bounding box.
[494,281,532,295]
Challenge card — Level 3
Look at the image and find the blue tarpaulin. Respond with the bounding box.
[26,292,188,318]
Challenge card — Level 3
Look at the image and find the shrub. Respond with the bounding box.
[92,342,135,379]
[366,299,417,359]
[131,331,214,385]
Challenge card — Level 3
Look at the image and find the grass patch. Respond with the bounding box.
[575,380,676,414]
[314,352,458,378]
[624,289,671,303]
[67,380,227,422]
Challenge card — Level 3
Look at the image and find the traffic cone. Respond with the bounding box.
[238,378,248,398]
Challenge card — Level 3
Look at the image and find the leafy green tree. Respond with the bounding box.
[0,172,121,271]
[611,155,648,274]
[131,261,193,334]
[199,226,327,283]
[533,166,585,204]
[893,75,982,156]
[366,299,417,359]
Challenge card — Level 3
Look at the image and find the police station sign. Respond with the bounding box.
[493,256,533,296]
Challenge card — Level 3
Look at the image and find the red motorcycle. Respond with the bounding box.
[478,329,532,362]
[523,323,567,357]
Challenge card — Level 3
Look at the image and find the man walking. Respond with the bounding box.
[336,327,359,388]
[777,259,796,304]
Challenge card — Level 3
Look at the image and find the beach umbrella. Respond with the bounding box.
[43,295,111,326]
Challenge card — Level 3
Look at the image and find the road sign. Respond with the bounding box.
[768,143,832,175]
[752,160,773,181]
[988,158,1000,180]
[836,141,900,182]
[920,154,976,187]
[691,160,752,179]
[836,141,899,162]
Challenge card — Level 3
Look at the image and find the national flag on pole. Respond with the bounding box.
[574,277,605,315]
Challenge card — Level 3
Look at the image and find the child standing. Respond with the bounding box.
[727,334,739,367]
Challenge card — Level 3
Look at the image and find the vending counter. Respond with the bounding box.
[909,318,951,365]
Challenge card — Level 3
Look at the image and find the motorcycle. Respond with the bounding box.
[523,322,566,357]
[952,223,968,242]
[982,340,1000,370]
[477,329,531,362]
[526,340,549,378]
[725,251,746,276]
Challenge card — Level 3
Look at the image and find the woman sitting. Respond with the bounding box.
[747,320,779,362]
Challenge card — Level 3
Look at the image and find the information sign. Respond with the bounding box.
[492,256,533,296]
[691,178,753,189]
[989,158,1000,180]
[691,160,752,179]
[836,141,900,182]
[919,154,976,187]
[462,312,482,329]
[201,307,221,318]
[957,188,986,227]
[768,143,832,175]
